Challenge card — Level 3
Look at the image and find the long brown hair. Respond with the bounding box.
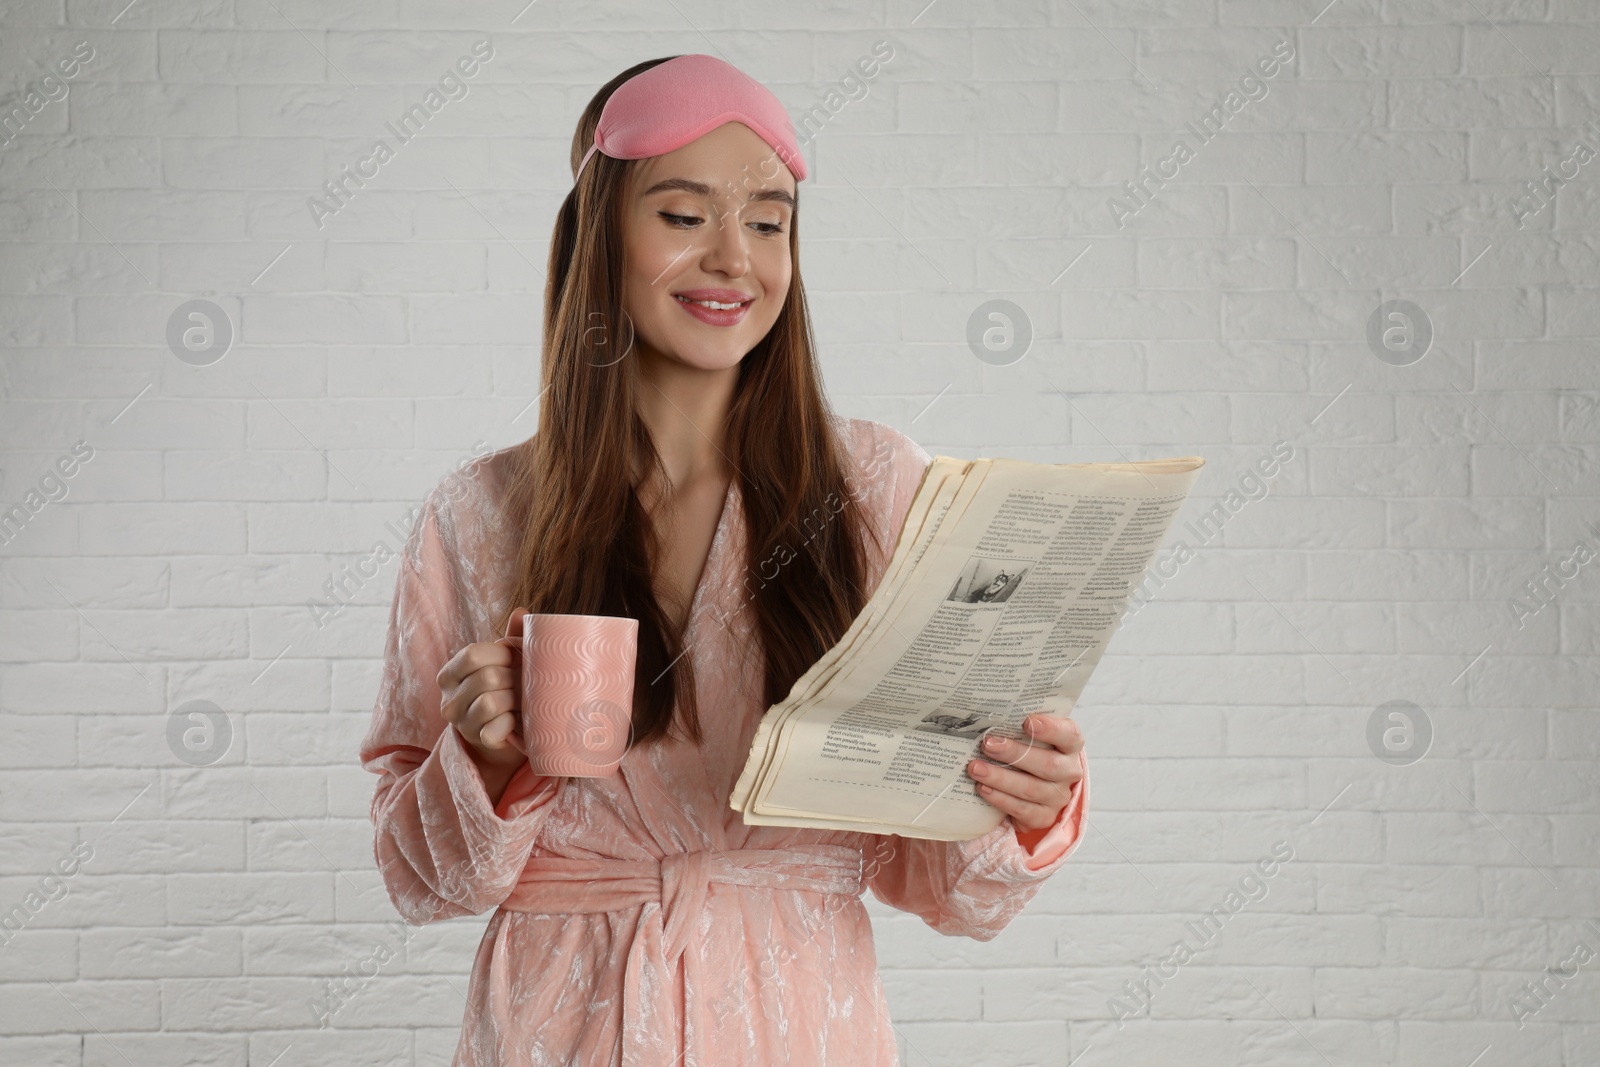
[497,57,882,749]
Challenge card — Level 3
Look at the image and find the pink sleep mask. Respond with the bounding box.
[575,54,807,184]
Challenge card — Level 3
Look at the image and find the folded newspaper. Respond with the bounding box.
[729,453,1206,841]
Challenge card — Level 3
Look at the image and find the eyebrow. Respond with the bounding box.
[641,177,796,211]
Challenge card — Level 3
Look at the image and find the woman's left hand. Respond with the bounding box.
[967,713,1085,832]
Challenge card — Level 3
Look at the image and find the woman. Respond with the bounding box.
[360,54,1089,1066]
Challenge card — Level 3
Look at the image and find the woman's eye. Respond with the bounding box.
[658,211,785,236]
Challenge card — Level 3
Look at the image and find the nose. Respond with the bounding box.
[699,199,751,279]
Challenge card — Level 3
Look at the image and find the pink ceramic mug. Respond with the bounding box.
[496,607,637,777]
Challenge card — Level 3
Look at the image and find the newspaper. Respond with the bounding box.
[729,453,1206,841]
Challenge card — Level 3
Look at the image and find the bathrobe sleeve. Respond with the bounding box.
[360,486,566,925]
[860,421,1091,939]
[865,754,1089,939]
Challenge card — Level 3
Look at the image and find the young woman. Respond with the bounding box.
[361,54,1089,1066]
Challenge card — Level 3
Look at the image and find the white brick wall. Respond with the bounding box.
[1,1,1597,1064]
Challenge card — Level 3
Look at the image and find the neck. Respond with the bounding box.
[633,348,739,494]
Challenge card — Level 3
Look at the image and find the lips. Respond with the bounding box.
[672,288,754,307]
[672,288,754,327]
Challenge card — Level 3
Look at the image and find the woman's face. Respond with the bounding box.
[619,121,797,373]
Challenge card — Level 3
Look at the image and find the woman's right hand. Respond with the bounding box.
[437,632,527,804]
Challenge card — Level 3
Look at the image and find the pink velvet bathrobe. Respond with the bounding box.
[361,416,1090,1066]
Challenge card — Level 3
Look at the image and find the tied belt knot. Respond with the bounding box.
[499,843,866,966]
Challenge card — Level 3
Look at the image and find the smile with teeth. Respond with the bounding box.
[675,295,750,310]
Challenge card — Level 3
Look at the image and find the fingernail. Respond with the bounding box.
[970,760,988,776]
[984,735,1003,750]
[1025,715,1038,734]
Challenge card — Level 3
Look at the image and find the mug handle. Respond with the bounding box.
[493,607,531,757]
